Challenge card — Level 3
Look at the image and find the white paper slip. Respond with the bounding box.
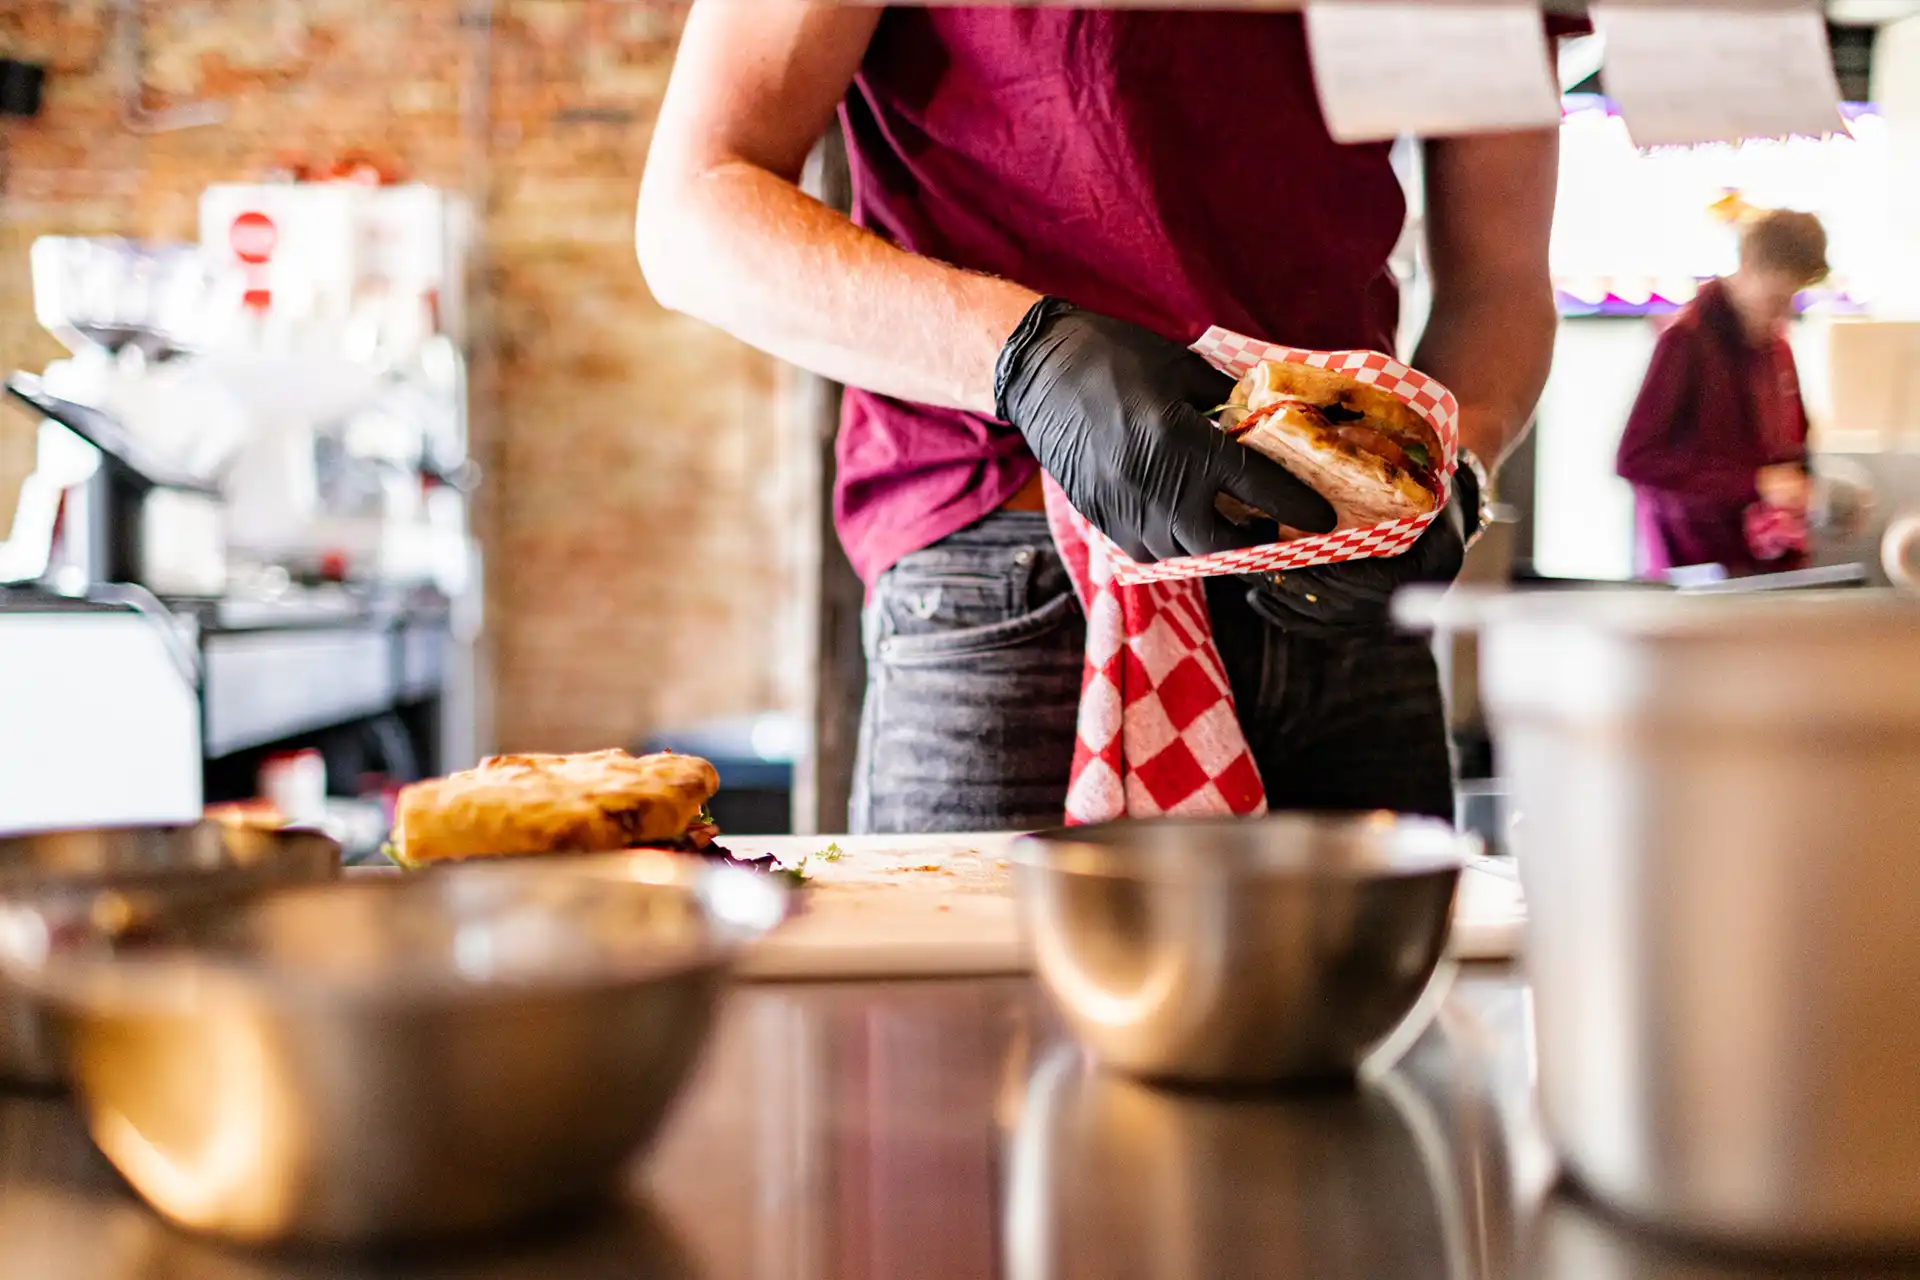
[1304,1,1562,143]
[1593,2,1843,147]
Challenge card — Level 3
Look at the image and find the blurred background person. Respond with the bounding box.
[1614,209,1829,579]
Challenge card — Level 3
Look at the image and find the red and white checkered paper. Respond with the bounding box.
[1044,327,1459,825]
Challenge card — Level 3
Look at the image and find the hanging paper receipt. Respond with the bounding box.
[1304,1,1561,143]
[1594,3,1842,147]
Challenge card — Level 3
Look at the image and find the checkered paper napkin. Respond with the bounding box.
[1042,327,1460,825]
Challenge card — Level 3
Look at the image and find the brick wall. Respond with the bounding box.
[0,0,801,754]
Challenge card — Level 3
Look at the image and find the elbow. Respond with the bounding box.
[634,176,694,315]
[1514,282,1559,369]
[1530,287,1560,348]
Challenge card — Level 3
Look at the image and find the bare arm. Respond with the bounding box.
[636,1,1037,414]
[1414,129,1561,470]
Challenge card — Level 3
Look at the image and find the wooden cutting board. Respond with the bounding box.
[730,833,1524,981]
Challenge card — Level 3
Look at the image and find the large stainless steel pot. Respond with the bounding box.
[1401,588,1920,1251]
[0,823,341,1087]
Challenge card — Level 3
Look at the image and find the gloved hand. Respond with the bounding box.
[1247,461,1482,634]
[994,298,1335,563]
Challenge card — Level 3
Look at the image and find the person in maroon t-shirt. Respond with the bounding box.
[1616,210,1828,579]
[637,8,1567,833]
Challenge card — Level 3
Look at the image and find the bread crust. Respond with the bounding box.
[1237,404,1437,526]
[1223,361,1440,528]
[1230,361,1441,459]
[392,749,720,866]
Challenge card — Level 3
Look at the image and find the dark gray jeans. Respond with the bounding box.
[849,512,1454,834]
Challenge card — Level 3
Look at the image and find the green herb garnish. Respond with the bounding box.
[816,841,844,862]
[764,850,812,886]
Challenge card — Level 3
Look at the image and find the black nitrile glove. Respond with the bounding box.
[1247,462,1481,635]
[994,298,1336,563]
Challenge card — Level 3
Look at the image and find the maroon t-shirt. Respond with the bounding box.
[835,11,1407,584]
[1614,280,1811,577]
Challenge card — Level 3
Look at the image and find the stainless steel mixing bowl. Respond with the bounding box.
[0,851,791,1247]
[1012,815,1467,1086]
[0,823,341,1087]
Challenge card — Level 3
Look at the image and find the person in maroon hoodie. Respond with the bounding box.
[1616,210,1829,579]
[637,8,1571,833]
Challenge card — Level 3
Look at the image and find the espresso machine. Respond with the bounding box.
[0,186,483,834]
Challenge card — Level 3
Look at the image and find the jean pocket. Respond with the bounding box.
[878,569,1013,636]
[877,539,1047,637]
[877,590,1081,666]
